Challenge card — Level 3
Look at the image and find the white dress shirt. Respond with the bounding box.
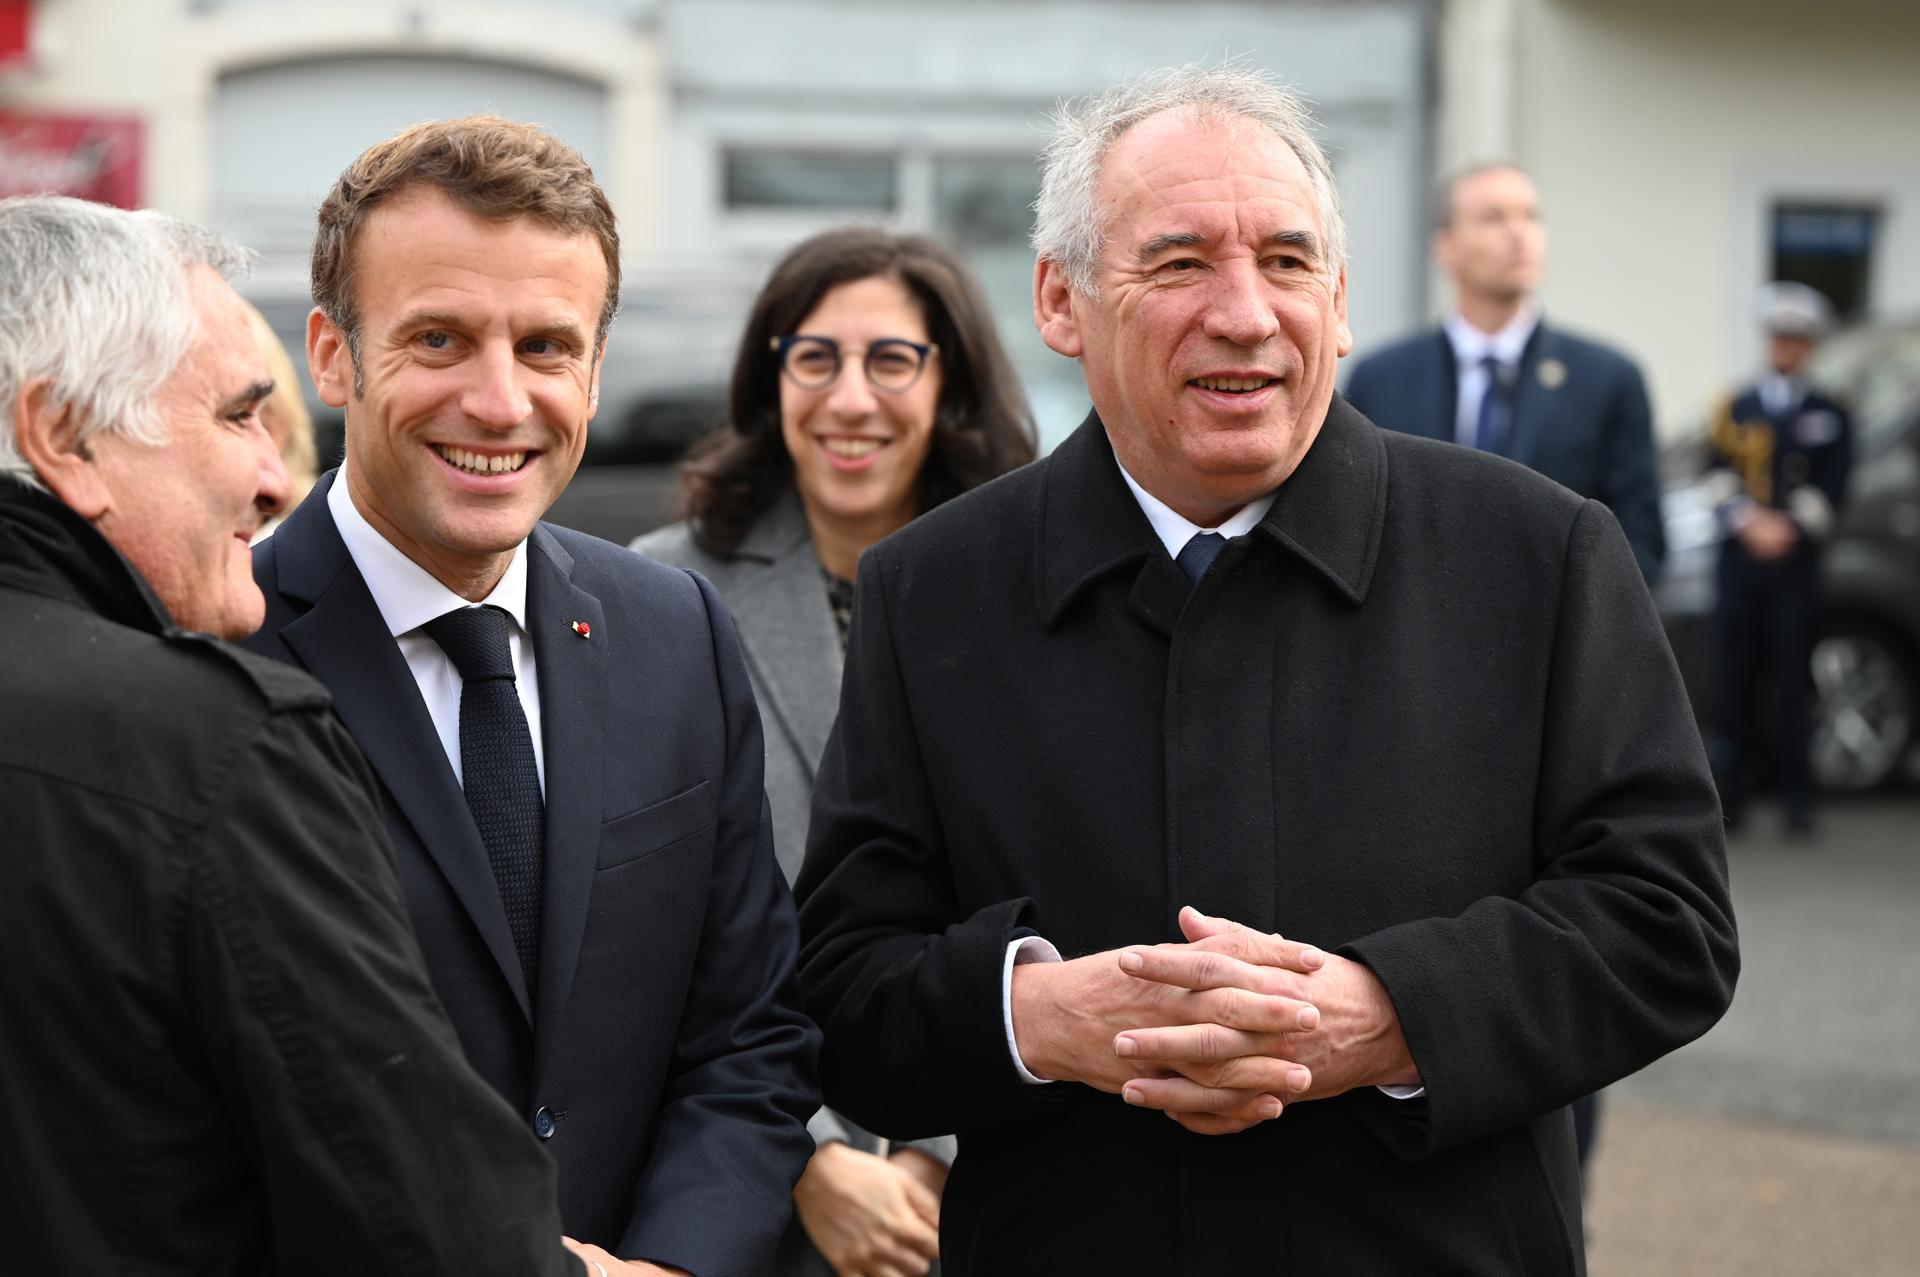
[1003,449,1421,1098]
[1757,372,1805,419]
[328,467,546,794]
[1445,305,1540,448]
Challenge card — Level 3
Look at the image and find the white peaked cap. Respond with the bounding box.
[1759,281,1835,337]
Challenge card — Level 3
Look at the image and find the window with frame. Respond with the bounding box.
[723,148,897,212]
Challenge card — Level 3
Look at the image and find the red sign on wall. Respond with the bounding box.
[0,112,144,209]
[1,2,31,69]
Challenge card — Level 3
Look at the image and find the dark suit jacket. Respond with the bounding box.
[632,493,843,884]
[248,473,819,1276]
[1344,321,1667,582]
[635,492,955,1275]
[796,401,1737,1275]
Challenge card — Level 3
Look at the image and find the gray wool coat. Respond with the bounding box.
[633,490,957,1169]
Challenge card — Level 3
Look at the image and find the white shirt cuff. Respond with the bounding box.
[1002,935,1063,1084]
[1377,1084,1426,1100]
[1788,485,1835,539]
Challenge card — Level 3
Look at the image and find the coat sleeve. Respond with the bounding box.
[1596,358,1667,582]
[1340,499,1738,1159]
[796,550,1066,1141]
[615,570,821,1274]
[184,706,582,1277]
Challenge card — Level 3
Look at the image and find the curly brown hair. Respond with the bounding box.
[682,227,1037,556]
[311,115,620,386]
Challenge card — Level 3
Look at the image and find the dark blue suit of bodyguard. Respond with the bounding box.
[1345,322,1667,583]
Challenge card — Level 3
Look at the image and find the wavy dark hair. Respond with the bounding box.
[683,227,1038,556]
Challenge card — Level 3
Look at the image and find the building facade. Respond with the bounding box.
[9,0,1909,449]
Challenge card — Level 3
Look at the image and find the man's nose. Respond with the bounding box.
[1201,263,1282,348]
[252,418,292,518]
[462,344,533,429]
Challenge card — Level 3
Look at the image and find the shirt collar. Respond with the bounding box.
[1445,303,1541,369]
[1033,403,1384,629]
[1758,372,1805,415]
[1113,454,1278,560]
[327,461,530,638]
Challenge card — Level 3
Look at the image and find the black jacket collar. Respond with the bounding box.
[1035,393,1386,628]
[0,480,176,634]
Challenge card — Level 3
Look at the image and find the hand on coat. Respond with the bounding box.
[793,1141,941,1277]
[560,1237,689,1276]
[1114,908,1419,1128]
[888,1145,950,1200]
[1010,914,1325,1134]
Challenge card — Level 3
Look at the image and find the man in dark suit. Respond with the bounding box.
[796,68,1736,1274]
[1704,282,1853,834]
[247,118,817,1277]
[1344,162,1666,583]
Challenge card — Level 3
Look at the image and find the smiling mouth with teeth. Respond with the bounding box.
[1191,376,1279,393]
[435,444,530,475]
[822,438,886,458]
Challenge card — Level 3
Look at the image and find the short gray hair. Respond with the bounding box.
[1430,160,1531,231]
[1032,65,1348,296]
[0,195,255,491]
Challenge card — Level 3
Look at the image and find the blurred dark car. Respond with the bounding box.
[543,386,725,545]
[1656,317,1920,792]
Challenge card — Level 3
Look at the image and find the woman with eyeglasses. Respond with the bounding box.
[633,226,1035,1277]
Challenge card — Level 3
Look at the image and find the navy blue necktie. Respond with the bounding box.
[1177,531,1228,585]
[1473,354,1512,455]
[422,604,544,999]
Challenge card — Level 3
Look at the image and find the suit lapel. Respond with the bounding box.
[270,478,532,1022]
[724,498,843,779]
[1426,330,1461,443]
[1506,324,1557,468]
[525,524,607,1043]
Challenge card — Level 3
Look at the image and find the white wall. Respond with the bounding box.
[1518,0,1920,438]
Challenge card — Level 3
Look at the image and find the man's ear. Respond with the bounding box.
[1033,257,1084,359]
[1333,264,1354,359]
[308,307,352,409]
[11,378,114,519]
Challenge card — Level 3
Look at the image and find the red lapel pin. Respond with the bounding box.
[571,620,591,639]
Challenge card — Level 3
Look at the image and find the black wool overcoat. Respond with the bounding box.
[796,398,1738,1276]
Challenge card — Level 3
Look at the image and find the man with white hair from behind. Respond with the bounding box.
[0,194,590,1276]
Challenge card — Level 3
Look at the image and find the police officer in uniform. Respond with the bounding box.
[1704,282,1853,834]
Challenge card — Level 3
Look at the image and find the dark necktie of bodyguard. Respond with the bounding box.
[421,604,544,1000]
[1176,531,1228,585]
[1473,353,1513,455]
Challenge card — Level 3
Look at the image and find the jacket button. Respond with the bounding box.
[533,1106,556,1139]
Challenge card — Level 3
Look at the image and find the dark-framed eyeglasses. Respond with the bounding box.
[770,334,939,394]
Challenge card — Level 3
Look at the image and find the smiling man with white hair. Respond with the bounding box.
[795,66,1738,1273]
[0,194,585,1276]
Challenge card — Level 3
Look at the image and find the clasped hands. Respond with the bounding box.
[1737,506,1801,562]
[1011,906,1418,1136]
